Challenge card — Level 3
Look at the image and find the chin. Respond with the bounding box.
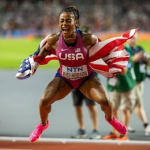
[62,32,71,37]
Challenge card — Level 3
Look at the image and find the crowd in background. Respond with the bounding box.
[0,0,150,37]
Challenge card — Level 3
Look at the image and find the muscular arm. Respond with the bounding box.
[39,33,60,57]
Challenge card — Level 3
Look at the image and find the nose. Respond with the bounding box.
[62,20,67,25]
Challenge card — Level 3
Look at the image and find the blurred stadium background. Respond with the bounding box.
[0,0,150,69]
[1,0,150,146]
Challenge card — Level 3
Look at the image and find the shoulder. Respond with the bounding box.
[47,32,60,45]
[81,32,98,46]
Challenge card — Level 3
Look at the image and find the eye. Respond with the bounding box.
[60,20,64,23]
[66,19,72,23]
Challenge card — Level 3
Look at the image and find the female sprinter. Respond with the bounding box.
[29,6,127,142]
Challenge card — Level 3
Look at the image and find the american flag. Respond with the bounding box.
[16,29,138,80]
[75,48,81,53]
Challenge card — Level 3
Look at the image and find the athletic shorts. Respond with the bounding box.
[109,87,136,111]
[135,82,144,106]
[55,71,95,89]
[72,88,95,106]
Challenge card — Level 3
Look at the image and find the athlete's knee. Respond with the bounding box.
[100,100,112,114]
[97,94,111,108]
[39,96,53,108]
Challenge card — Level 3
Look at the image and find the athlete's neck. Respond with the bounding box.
[63,33,77,44]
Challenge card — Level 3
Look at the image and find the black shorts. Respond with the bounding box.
[72,89,96,106]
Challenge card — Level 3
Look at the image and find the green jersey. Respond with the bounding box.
[125,45,147,82]
[107,56,136,92]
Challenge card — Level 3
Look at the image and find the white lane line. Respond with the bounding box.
[0,136,150,145]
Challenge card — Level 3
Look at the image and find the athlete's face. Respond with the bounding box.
[59,12,77,37]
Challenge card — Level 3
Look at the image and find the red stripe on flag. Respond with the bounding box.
[89,28,138,62]
[89,39,128,62]
[89,63,109,72]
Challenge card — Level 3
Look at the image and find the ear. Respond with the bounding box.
[75,20,79,28]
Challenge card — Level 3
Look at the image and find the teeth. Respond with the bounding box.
[63,29,69,31]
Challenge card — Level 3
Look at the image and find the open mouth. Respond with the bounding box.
[62,28,69,33]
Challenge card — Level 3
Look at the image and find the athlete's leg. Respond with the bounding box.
[79,77,127,135]
[40,77,72,125]
[103,91,121,139]
[79,77,112,120]
[29,77,72,142]
[110,91,121,134]
[112,109,120,134]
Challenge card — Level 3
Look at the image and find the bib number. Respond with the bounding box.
[62,65,88,80]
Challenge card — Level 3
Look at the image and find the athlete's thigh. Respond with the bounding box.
[79,77,109,103]
[42,77,72,102]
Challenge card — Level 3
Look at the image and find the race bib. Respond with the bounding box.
[108,77,118,86]
[62,65,88,80]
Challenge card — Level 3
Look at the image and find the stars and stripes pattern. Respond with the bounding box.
[15,55,39,80]
[15,34,51,80]
[16,28,138,80]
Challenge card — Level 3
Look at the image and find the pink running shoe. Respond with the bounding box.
[105,116,127,135]
[29,121,49,142]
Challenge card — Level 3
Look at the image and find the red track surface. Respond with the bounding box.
[0,141,150,150]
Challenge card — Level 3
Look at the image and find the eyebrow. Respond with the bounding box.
[59,18,72,21]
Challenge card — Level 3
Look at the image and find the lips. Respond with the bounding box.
[62,27,69,33]
[63,28,69,31]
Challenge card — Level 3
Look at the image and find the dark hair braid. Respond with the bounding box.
[69,6,80,20]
